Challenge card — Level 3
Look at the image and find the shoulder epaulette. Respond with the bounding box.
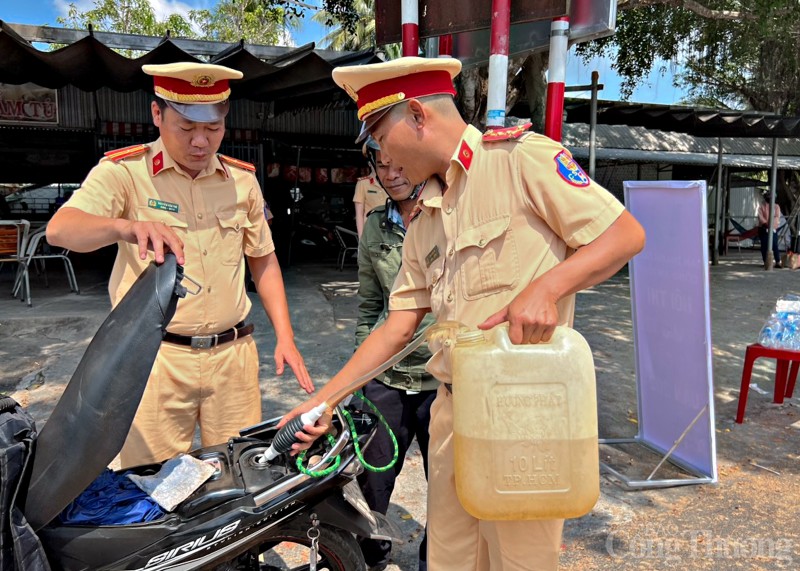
[482,122,532,142]
[218,154,256,172]
[103,144,149,162]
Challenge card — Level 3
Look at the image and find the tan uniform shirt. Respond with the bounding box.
[65,138,274,335]
[353,175,388,214]
[389,125,625,382]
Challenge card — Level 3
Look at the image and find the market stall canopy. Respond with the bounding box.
[0,20,380,103]
[563,99,800,139]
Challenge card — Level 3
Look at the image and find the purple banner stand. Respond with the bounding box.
[600,181,718,489]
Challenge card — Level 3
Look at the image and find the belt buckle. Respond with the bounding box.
[191,335,216,349]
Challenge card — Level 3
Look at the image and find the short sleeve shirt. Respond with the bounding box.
[64,138,274,335]
[389,125,625,381]
[353,176,388,214]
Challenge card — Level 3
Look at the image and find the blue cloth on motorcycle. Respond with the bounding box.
[59,469,164,525]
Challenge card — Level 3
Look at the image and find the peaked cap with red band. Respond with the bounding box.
[142,62,243,123]
[333,57,462,142]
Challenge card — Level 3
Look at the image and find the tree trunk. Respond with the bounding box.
[523,52,547,133]
[456,65,486,127]
[456,54,540,130]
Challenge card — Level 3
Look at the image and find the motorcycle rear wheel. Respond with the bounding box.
[257,520,365,571]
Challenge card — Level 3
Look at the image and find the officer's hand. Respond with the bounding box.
[277,401,332,455]
[477,284,559,344]
[118,220,185,265]
[275,339,315,394]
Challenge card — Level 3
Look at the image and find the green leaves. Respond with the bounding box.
[578,0,800,113]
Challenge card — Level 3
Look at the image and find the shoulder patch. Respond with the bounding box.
[554,150,590,187]
[482,122,532,142]
[103,144,149,162]
[218,154,256,172]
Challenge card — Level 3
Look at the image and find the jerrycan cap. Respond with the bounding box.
[455,330,485,345]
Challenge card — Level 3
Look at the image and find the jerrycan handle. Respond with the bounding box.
[482,323,569,351]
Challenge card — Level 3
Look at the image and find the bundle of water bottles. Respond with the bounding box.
[759,295,800,349]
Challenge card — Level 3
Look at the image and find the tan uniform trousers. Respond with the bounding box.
[119,336,261,468]
[427,385,564,570]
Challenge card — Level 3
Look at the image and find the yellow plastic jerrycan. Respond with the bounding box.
[443,323,600,520]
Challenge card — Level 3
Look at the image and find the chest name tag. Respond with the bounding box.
[425,245,441,268]
[147,198,180,213]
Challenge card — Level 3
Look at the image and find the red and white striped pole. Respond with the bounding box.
[401,0,419,57]
[544,16,569,141]
[438,34,453,57]
[486,0,511,127]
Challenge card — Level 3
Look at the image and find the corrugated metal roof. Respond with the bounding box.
[563,123,800,156]
[564,99,800,139]
[562,123,800,168]
[567,146,800,169]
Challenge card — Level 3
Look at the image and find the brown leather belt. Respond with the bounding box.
[163,322,254,349]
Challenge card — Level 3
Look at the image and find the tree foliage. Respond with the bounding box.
[191,1,296,46]
[57,0,194,37]
[311,0,400,57]
[57,0,298,47]
[577,0,800,114]
[256,0,361,34]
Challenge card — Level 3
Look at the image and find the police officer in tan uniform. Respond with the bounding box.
[353,166,388,237]
[48,62,314,468]
[283,57,645,570]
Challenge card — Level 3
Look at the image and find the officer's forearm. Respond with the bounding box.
[315,308,426,405]
[47,207,127,253]
[354,203,365,237]
[248,252,295,342]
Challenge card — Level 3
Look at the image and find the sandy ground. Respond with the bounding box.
[2,248,799,570]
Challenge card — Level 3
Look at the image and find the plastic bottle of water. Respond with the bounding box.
[759,325,774,347]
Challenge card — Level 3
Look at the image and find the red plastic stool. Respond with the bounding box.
[736,343,800,423]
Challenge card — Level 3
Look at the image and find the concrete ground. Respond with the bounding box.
[1,248,799,570]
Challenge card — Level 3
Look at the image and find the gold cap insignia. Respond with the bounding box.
[191,74,216,88]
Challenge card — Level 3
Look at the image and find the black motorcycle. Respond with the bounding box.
[12,254,397,571]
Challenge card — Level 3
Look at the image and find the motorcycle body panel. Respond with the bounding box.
[38,438,374,570]
[12,255,388,570]
[24,256,185,531]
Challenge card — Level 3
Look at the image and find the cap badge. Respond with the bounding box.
[344,83,359,102]
[191,74,216,88]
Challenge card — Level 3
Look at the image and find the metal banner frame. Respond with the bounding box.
[452,0,616,69]
[375,0,569,45]
[601,181,718,489]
